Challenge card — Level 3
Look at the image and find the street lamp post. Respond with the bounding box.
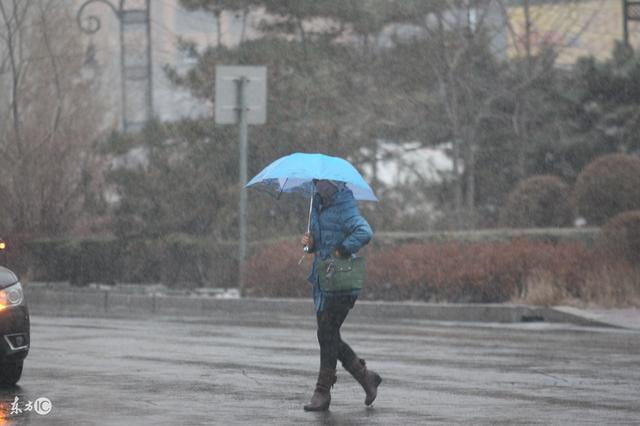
[77,0,153,132]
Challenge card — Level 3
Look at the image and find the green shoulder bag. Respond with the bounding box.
[318,256,365,292]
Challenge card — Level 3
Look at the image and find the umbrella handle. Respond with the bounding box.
[303,193,313,253]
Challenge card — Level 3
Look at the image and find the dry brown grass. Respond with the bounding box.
[512,269,569,306]
[511,262,640,308]
[579,264,640,307]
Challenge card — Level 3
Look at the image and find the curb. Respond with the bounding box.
[548,306,639,330]
[350,301,624,328]
[23,287,631,329]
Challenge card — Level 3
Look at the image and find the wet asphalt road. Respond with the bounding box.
[1,311,639,425]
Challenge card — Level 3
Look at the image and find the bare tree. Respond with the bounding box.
[412,0,601,228]
[414,0,505,228]
[499,0,605,180]
[0,0,104,237]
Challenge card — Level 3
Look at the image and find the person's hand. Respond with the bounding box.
[334,245,351,259]
[301,232,313,248]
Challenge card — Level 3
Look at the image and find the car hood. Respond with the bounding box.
[0,266,19,289]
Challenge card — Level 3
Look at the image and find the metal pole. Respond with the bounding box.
[119,8,127,131]
[237,77,248,297]
[145,0,153,121]
[624,0,630,46]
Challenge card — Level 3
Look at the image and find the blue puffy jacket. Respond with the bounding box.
[307,187,373,312]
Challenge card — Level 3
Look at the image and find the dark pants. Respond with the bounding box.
[316,295,358,370]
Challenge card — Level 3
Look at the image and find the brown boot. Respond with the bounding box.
[344,358,382,406]
[303,368,337,412]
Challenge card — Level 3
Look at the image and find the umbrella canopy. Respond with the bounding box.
[246,152,378,201]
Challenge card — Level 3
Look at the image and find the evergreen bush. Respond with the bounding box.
[600,210,640,263]
[501,175,573,228]
[574,154,640,225]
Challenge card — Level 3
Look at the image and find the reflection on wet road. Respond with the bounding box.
[1,313,639,425]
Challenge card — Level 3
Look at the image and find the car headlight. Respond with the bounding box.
[0,282,23,311]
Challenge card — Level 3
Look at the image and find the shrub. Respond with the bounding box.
[120,235,238,288]
[70,238,122,286]
[158,234,211,288]
[245,239,598,303]
[579,260,640,307]
[24,235,239,288]
[22,235,640,306]
[515,269,568,306]
[120,239,163,283]
[26,238,122,286]
[23,238,76,281]
[209,241,239,289]
[245,240,310,298]
[364,240,596,303]
[375,227,599,245]
[574,154,640,225]
[599,210,640,263]
[500,175,573,228]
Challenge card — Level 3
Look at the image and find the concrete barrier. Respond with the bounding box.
[22,287,623,328]
[26,288,108,316]
[107,293,155,316]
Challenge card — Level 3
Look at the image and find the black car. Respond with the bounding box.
[0,262,29,386]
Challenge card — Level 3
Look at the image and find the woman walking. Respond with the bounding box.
[300,179,382,412]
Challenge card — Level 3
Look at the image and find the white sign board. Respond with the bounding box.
[215,66,267,125]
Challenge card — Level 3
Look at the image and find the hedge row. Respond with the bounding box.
[0,228,599,288]
[362,240,597,302]
[4,226,639,307]
[374,227,599,246]
[244,239,607,303]
[4,234,239,288]
[247,237,640,305]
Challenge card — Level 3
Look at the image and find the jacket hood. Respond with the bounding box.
[0,266,18,289]
[330,187,355,205]
[314,187,355,209]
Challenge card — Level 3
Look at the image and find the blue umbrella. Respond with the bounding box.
[246,153,378,254]
[246,152,378,201]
